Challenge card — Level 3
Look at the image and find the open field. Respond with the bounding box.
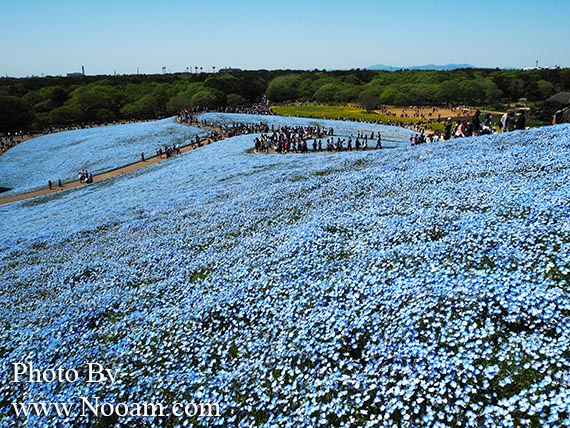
[272,104,426,125]
[271,104,506,132]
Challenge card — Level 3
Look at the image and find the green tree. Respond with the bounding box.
[204,74,241,94]
[0,95,33,132]
[266,75,302,102]
[121,94,163,119]
[191,89,224,109]
[379,85,409,106]
[48,105,81,126]
[458,80,484,104]
[537,80,554,99]
[66,84,120,123]
[165,82,203,114]
[337,85,359,103]
[226,93,247,108]
[481,79,503,103]
[313,83,340,103]
[358,93,380,112]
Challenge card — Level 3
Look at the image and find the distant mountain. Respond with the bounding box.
[366,63,477,71]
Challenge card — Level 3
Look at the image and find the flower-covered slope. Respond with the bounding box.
[0,121,569,428]
[0,118,205,196]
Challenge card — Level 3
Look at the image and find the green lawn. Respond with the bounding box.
[272,104,443,131]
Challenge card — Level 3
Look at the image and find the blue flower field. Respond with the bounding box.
[0,115,569,427]
[0,118,206,196]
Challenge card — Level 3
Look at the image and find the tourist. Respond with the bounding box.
[472,110,481,136]
[443,118,452,140]
[552,107,570,125]
[514,110,526,130]
[501,110,515,132]
[376,134,382,149]
[481,114,494,135]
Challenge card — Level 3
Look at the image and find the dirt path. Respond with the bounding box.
[0,126,222,206]
[381,106,504,121]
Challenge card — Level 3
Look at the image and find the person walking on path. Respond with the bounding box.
[48,179,52,190]
[141,152,145,162]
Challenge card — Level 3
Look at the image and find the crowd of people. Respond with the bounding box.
[184,104,533,154]
[407,108,529,147]
[399,106,444,120]
[225,95,274,115]
[251,126,384,154]
[78,169,93,183]
[1,132,29,153]
[156,143,182,159]
[176,96,274,126]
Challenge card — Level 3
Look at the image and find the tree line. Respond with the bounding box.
[1,68,569,133]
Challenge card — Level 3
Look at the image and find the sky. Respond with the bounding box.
[1,0,569,77]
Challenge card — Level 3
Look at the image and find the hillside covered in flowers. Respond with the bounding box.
[0,116,569,428]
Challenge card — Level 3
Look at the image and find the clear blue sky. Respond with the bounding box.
[1,0,569,77]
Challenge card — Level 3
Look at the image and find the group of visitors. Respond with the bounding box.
[223,96,274,115]
[322,132,383,152]
[176,108,194,125]
[1,132,28,153]
[250,125,384,154]
[47,170,89,190]
[498,109,526,132]
[411,132,441,145]
[399,106,442,120]
[252,124,333,154]
[47,177,63,190]
[156,143,182,159]
[176,96,274,126]
[79,169,93,183]
[435,109,527,142]
[408,108,529,146]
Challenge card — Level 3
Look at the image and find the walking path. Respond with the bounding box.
[0,126,221,206]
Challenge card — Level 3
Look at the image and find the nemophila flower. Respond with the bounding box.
[1,119,570,427]
[0,118,206,196]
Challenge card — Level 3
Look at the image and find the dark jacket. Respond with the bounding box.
[514,113,526,130]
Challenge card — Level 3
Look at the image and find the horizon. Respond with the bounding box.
[1,0,569,78]
[1,63,567,80]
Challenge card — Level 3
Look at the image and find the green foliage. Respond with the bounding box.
[165,82,203,114]
[204,74,241,94]
[226,93,247,108]
[358,93,380,112]
[380,85,409,105]
[266,74,302,102]
[313,83,339,103]
[48,105,81,126]
[536,80,555,99]
[337,85,359,103]
[121,94,163,119]
[0,67,568,131]
[191,88,224,109]
[0,95,33,132]
[66,83,120,123]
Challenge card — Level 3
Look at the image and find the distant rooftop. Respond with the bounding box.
[218,67,242,73]
[545,92,570,105]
